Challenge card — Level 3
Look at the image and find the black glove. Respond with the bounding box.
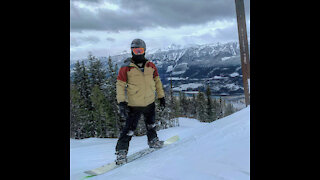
[119,102,128,120]
[159,97,165,111]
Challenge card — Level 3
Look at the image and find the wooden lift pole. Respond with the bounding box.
[235,0,250,106]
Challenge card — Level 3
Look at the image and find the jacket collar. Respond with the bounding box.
[129,60,149,69]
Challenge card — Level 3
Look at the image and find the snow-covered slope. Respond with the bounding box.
[70,107,250,180]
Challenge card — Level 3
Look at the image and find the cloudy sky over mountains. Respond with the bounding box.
[70,0,250,60]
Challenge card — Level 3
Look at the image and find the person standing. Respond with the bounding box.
[115,39,166,165]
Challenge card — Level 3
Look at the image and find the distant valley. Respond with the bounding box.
[70,41,249,96]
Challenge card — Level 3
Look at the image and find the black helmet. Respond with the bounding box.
[131,39,146,51]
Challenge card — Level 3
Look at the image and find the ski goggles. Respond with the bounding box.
[132,47,145,55]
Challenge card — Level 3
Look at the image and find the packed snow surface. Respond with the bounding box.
[70,107,250,180]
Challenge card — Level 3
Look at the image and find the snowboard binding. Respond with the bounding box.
[148,137,164,149]
[115,150,128,165]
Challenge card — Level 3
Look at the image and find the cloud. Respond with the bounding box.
[70,36,101,47]
[70,0,250,60]
[71,0,102,3]
[70,0,250,32]
[70,17,251,60]
[106,37,115,42]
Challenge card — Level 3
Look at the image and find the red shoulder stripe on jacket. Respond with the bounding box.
[147,62,159,78]
[117,66,134,82]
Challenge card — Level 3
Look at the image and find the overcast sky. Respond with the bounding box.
[70,0,250,60]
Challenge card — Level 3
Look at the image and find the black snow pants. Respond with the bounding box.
[115,102,158,152]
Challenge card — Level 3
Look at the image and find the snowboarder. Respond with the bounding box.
[115,39,166,165]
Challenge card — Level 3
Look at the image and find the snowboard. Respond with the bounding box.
[83,135,179,178]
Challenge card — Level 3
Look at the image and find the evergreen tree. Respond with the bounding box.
[212,98,220,119]
[72,61,82,86]
[90,85,109,137]
[205,86,216,122]
[73,61,91,106]
[196,91,206,122]
[185,98,192,118]
[224,102,235,116]
[88,53,107,90]
[70,84,90,139]
[220,99,226,118]
[189,93,197,118]
[179,92,188,117]
[155,97,171,129]
[105,56,120,136]
[166,91,179,127]
[172,96,180,119]
[72,60,93,137]
[103,96,118,138]
[168,83,174,119]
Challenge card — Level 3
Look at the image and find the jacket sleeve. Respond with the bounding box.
[153,65,165,99]
[116,67,128,103]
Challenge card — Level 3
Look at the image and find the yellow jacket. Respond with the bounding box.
[116,59,165,107]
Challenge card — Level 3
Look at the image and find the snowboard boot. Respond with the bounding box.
[148,137,164,149]
[115,150,128,165]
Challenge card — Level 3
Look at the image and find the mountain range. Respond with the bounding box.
[70,41,249,96]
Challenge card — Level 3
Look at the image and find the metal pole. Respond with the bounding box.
[219,97,222,119]
[170,73,173,102]
[235,0,250,106]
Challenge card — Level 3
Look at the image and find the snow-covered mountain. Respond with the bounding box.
[70,42,248,95]
[70,106,250,180]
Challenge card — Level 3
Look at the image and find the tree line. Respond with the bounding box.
[172,87,236,122]
[70,54,236,139]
